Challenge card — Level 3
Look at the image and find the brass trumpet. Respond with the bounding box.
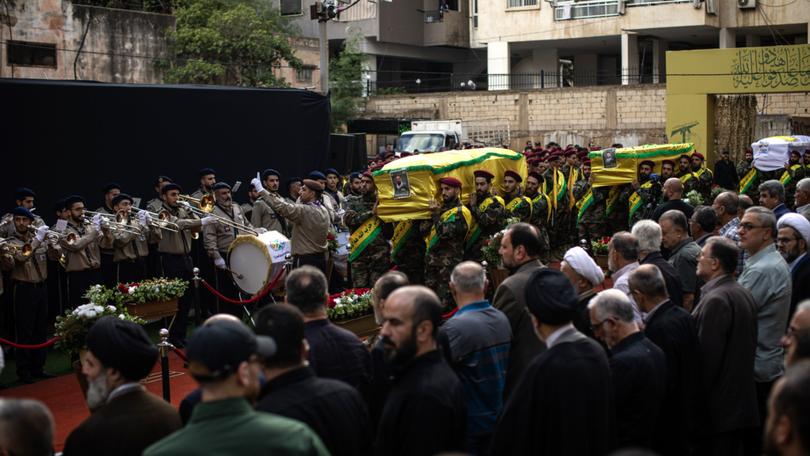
[130,208,180,233]
[179,201,258,236]
[0,238,32,257]
[179,194,215,213]
[83,212,142,235]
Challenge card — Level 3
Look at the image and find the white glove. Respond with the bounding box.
[251,173,265,194]
[35,225,49,242]
[138,210,149,228]
[200,216,217,226]
[214,257,227,269]
[255,227,267,234]
[92,214,102,232]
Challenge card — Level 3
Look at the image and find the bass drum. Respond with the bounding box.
[227,231,291,295]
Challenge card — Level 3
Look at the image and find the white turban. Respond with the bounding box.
[777,213,810,245]
[563,246,605,287]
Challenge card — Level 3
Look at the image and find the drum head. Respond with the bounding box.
[228,235,272,295]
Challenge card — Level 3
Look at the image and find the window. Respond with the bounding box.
[473,0,478,26]
[6,41,56,67]
[507,0,537,7]
[280,0,302,16]
[297,66,315,82]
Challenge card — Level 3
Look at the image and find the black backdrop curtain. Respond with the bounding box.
[0,78,331,223]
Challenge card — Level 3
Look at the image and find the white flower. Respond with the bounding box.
[128,287,137,294]
[93,305,104,313]
[107,305,116,312]
[84,310,97,319]
[118,314,126,319]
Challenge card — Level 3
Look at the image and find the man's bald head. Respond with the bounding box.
[203,313,242,326]
[387,286,443,338]
[664,178,684,198]
[450,261,486,294]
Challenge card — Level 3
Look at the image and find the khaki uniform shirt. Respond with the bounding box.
[60,220,101,272]
[258,190,329,256]
[204,203,252,262]
[250,198,285,234]
[113,220,156,262]
[157,203,202,255]
[8,230,60,283]
[95,205,116,252]
[146,198,164,213]
[0,213,45,238]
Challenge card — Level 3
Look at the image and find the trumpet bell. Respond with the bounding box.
[199,194,215,213]
[66,233,77,245]
[21,243,33,257]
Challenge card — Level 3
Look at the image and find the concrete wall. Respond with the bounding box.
[0,0,174,83]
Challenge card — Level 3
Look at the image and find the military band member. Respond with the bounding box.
[324,168,347,211]
[467,170,505,262]
[781,150,807,209]
[96,183,122,287]
[1,188,45,237]
[191,168,216,200]
[146,176,173,213]
[419,177,470,311]
[241,183,258,221]
[47,198,70,317]
[343,172,390,288]
[251,169,286,235]
[502,170,533,223]
[688,152,713,200]
[146,176,173,279]
[252,176,331,274]
[59,195,103,310]
[286,177,303,204]
[6,207,60,383]
[159,183,216,346]
[628,160,661,227]
[204,182,254,317]
[308,171,338,224]
[111,193,155,284]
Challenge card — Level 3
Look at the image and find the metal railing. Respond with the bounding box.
[424,10,444,23]
[554,0,619,20]
[366,70,658,95]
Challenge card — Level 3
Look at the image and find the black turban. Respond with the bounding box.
[524,269,578,325]
[86,316,158,381]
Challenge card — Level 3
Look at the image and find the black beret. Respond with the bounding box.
[64,195,86,208]
[308,171,326,181]
[86,316,158,382]
[287,177,303,186]
[302,179,325,192]
[349,172,362,181]
[111,193,134,207]
[155,175,173,186]
[102,182,122,194]
[212,182,231,191]
[11,206,34,220]
[199,168,216,177]
[161,183,182,194]
[14,187,36,200]
[325,168,340,177]
[262,169,281,180]
[53,199,68,212]
[524,269,579,325]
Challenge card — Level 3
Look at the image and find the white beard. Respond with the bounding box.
[86,371,109,410]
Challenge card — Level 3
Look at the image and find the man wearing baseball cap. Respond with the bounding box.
[144,320,329,456]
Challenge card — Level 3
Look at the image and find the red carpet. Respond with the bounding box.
[0,352,195,453]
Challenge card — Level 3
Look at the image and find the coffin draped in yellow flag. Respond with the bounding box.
[589,143,695,188]
[372,148,527,222]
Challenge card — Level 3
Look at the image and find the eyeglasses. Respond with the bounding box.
[739,222,765,231]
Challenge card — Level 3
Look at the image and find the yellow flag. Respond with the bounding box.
[589,143,694,188]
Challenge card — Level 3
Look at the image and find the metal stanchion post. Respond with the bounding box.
[157,328,175,402]
[284,253,293,274]
[192,267,202,327]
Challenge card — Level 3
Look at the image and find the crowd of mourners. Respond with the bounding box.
[1,141,810,456]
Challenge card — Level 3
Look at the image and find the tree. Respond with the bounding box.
[329,32,364,132]
[161,0,302,87]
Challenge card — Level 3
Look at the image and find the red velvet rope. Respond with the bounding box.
[200,271,282,305]
[0,336,59,350]
[172,347,189,363]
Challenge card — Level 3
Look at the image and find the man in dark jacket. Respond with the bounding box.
[492,223,547,399]
[490,269,615,455]
[629,265,701,456]
[693,236,759,455]
[375,286,467,456]
[777,213,810,319]
[254,304,371,456]
[589,288,666,449]
[632,220,685,308]
[63,317,181,456]
[714,149,738,190]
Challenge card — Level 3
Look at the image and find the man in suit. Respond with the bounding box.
[492,222,546,399]
[63,317,181,456]
[632,220,684,308]
[490,269,615,455]
[628,264,701,456]
[759,180,792,221]
[693,236,759,455]
[777,213,810,319]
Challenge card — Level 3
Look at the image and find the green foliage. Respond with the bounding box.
[162,0,302,87]
[328,290,373,321]
[375,87,406,95]
[329,32,364,132]
[54,304,145,356]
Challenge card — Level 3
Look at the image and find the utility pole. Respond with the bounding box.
[311,0,337,95]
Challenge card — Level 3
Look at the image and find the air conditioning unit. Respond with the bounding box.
[737,0,755,9]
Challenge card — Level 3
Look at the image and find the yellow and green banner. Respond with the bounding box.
[391,220,417,261]
[588,143,694,188]
[425,206,474,254]
[348,217,382,262]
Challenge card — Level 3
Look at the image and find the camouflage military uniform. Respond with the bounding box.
[577,185,608,240]
[607,184,632,234]
[692,168,714,202]
[420,197,468,311]
[543,167,570,254]
[781,164,807,208]
[678,171,700,197]
[467,193,505,262]
[737,160,753,184]
[628,178,662,227]
[526,190,552,259]
[343,192,390,288]
[391,220,425,285]
[503,191,533,224]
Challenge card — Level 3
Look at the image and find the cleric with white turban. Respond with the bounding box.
[777,212,810,269]
[562,247,605,288]
[560,246,606,338]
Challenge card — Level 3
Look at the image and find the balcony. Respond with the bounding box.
[423,10,469,47]
[554,0,620,20]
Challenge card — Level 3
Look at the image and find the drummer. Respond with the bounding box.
[204,182,255,317]
[251,175,330,274]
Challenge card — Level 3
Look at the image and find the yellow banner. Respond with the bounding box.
[425,205,474,253]
[589,143,694,188]
[373,148,527,222]
[348,217,382,262]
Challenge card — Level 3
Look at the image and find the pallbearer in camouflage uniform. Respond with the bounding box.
[660,159,675,184]
[781,149,807,208]
[689,152,714,201]
[628,160,662,227]
[737,149,754,185]
[466,170,506,262]
[524,171,552,258]
[543,151,569,255]
[502,170,532,223]
[419,177,471,311]
[391,219,425,285]
[343,172,390,288]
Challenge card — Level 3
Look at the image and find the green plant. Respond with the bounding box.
[591,236,611,255]
[329,30,364,132]
[117,278,189,304]
[481,231,505,268]
[54,304,145,356]
[686,190,704,207]
[328,290,372,321]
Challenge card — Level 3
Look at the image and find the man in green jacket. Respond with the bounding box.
[143,320,329,456]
